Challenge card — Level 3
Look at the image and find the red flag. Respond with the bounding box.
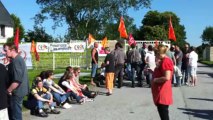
[31,40,36,53]
[128,34,136,46]
[168,17,176,41]
[101,37,108,48]
[31,40,40,61]
[118,17,128,39]
[88,33,95,45]
[14,27,19,49]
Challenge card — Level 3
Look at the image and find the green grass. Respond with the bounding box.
[200,60,213,66]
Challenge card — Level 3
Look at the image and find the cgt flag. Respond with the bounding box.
[118,16,128,39]
[101,37,108,48]
[128,34,136,46]
[31,40,40,61]
[14,27,19,49]
[168,16,176,41]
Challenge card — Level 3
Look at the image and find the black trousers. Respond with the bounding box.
[114,64,124,88]
[157,104,169,120]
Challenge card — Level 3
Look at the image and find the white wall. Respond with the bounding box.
[0,26,13,43]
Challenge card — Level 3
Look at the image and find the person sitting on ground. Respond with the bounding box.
[61,71,85,104]
[65,71,94,102]
[58,66,74,92]
[30,80,60,117]
[43,70,71,109]
[73,67,97,98]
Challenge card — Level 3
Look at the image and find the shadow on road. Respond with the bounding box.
[178,108,213,120]
[189,98,213,102]
[197,71,213,78]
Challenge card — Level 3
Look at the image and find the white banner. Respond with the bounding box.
[69,42,86,53]
[36,42,49,52]
[0,43,33,69]
[36,42,86,53]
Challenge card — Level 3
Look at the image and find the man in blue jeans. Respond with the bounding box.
[30,80,60,117]
[91,42,99,85]
[4,43,30,120]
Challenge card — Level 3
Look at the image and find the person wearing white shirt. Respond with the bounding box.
[145,45,156,87]
[188,47,198,86]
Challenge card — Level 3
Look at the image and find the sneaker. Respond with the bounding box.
[38,111,48,117]
[62,103,72,109]
[50,109,60,114]
[85,98,94,102]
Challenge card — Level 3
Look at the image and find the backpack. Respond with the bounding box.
[129,49,141,64]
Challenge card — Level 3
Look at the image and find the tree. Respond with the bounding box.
[201,26,213,45]
[135,11,186,46]
[25,27,53,42]
[7,14,25,43]
[34,0,151,40]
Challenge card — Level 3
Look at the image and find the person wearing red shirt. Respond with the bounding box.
[151,44,174,120]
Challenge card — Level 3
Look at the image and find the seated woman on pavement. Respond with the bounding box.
[43,70,72,109]
[31,71,47,89]
[29,80,60,117]
[61,71,85,104]
[62,71,94,102]
[73,67,97,98]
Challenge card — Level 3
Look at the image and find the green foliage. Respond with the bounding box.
[25,27,53,42]
[135,11,186,46]
[201,26,213,45]
[7,14,25,43]
[200,61,213,66]
[34,0,151,40]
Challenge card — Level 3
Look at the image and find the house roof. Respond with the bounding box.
[0,1,14,27]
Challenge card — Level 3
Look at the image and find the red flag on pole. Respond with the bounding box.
[14,27,19,49]
[101,37,108,48]
[88,33,96,44]
[118,16,128,39]
[168,17,176,41]
[31,40,40,61]
[128,34,136,46]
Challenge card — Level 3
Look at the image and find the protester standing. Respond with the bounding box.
[188,46,198,86]
[128,44,141,88]
[138,42,148,87]
[4,43,30,120]
[182,43,190,85]
[151,44,174,120]
[174,45,183,87]
[91,42,99,85]
[145,45,156,87]
[102,47,115,95]
[113,42,126,88]
[0,63,9,120]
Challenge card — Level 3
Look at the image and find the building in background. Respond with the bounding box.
[0,1,14,43]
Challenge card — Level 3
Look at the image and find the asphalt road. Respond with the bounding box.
[23,63,213,120]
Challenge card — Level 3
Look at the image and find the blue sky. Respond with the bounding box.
[1,0,213,46]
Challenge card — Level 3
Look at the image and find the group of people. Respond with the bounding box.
[90,41,198,120]
[0,43,29,120]
[0,41,198,120]
[27,66,97,117]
